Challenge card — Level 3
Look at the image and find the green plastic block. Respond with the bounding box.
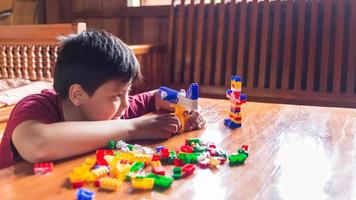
[173,167,182,174]
[186,153,201,163]
[130,161,145,172]
[172,173,182,180]
[228,153,247,166]
[127,144,133,151]
[193,145,207,153]
[186,138,201,145]
[146,173,174,189]
[108,140,116,149]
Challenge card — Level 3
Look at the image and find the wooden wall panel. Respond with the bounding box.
[166,0,356,108]
[45,0,169,45]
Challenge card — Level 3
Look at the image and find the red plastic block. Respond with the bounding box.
[218,157,226,164]
[33,162,53,175]
[241,145,249,151]
[182,164,195,175]
[198,159,209,169]
[94,180,100,187]
[180,145,194,153]
[173,158,184,166]
[160,148,170,158]
[152,166,166,175]
[152,154,161,161]
[72,181,84,189]
[208,149,217,156]
[96,149,114,166]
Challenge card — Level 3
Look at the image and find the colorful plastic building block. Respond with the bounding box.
[131,177,155,190]
[33,162,53,175]
[151,160,165,175]
[67,138,250,193]
[108,140,116,150]
[172,167,183,180]
[91,166,109,178]
[156,146,165,153]
[99,177,122,191]
[146,173,174,189]
[228,153,248,166]
[224,75,247,129]
[130,161,145,172]
[180,145,194,153]
[76,188,94,200]
[96,149,114,166]
[182,164,195,176]
[158,83,199,131]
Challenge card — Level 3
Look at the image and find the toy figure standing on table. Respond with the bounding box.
[224,75,247,129]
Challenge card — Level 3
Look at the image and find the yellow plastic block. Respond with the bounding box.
[99,177,122,191]
[110,163,131,181]
[73,166,90,174]
[68,172,83,183]
[151,160,162,168]
[84,172,98,182]
[91,166,109,178]
[82,158,96,169]
[231,81,242,91]
[104,155,115,165]
[209,157,220,168]
[131,177,155,190]
[171,104,189,131]
[229,112,241,119]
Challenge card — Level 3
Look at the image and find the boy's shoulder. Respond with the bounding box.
[15,89,58,109]
[9,89,64,123]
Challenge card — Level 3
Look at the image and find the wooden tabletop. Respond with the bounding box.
[1,98,356,200]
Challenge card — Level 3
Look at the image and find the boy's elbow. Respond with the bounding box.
[21,137,49,164]
[12,124,50,164]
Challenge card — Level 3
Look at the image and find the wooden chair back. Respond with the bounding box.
[0,23,86,80]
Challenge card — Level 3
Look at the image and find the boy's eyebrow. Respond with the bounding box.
[114,84,132,92]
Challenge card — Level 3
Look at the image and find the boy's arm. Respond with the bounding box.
[12,120,132,163]
[12,114,179,163]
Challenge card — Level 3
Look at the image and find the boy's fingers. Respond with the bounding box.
[162,124,179,134]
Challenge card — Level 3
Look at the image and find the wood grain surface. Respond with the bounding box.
[0,98,355,199]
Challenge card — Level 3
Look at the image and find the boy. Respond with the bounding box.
[0,30,205,169]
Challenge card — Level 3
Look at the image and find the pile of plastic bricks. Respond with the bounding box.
[68,138,248,198]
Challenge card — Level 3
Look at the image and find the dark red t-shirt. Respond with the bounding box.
[0,89,155,169]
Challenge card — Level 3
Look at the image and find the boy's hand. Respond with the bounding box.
[129,114,180,141]
[184,110,206,132]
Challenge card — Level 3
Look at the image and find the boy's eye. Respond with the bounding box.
[113,94,122,100]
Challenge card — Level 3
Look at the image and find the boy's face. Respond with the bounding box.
[79,80,131,121]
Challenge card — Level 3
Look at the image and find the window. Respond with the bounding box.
[127,0,223,7]
[128,0,171,7]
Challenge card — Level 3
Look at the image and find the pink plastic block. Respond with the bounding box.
[33,162,53,175]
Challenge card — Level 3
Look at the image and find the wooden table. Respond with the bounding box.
[1,98,356,199]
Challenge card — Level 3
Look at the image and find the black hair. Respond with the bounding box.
[53,30,141,99]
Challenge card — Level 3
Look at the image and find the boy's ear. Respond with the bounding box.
[68,84,88,106]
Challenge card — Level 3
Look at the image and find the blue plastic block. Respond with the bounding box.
[159,86,179,102]
[240,94,247,101]
[156,146,165,153]
[186,83,199,100]
[77,188,94,200]
[224,118,241,129]
[231,75,242,82]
